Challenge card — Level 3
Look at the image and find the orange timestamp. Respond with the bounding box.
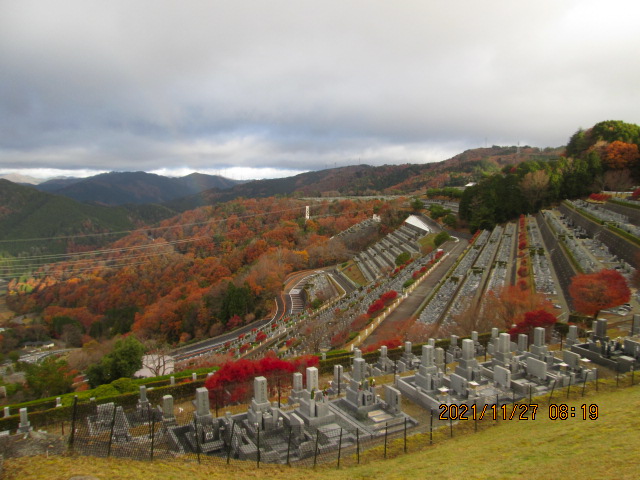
[438,403,599,421]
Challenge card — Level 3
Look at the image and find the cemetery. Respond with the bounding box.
[569,318,640,373]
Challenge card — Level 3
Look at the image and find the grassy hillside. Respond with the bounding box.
[4,383,639,479]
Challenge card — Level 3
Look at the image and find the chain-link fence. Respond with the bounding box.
[1,362,634,470]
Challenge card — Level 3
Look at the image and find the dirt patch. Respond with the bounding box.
[0,430,68,459]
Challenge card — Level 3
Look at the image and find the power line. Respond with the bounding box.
[0,205,375,279]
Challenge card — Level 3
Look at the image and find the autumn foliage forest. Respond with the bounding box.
[3,197,407,350]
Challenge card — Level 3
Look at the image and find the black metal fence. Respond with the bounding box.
[2,365,623,469]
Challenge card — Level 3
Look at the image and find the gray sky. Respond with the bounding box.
[1,1,639,180]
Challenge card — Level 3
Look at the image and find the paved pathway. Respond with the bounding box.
[362,238,469,347]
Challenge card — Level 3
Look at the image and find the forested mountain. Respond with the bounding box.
[4,196,405,348]
[459,120,640,231]
[170,146,562,211]
[0,180,181,260]
[35,171,240,205]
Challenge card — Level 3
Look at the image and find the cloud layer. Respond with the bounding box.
[1,1,639,179]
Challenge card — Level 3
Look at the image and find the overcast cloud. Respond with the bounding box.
[1,1,639,180]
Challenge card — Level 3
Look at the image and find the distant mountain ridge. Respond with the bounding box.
[169,145,564,211]
[0,173,42,185]
[34,171,241,205]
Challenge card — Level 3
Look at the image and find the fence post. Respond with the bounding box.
[277,377,281,408]
[356,429,360,464]
[548,379,557,404]
[313,429,320,468]
[148,404,152,438]
[286,425,292,466]
[256,424,260,469]
[194,415,201,464]
[449,413,453,437]
[337,428,343,468]
[429,409,433,445]
[566,379,571,399]
[107,404,117,458]
[403,417,407,453]
[529,384,532,405]
[384,422,388,458]
[150,408,156,461]
[582,371,588,397]
[595,368,598,392]
[68,396,78,453]
[226,420,236,465]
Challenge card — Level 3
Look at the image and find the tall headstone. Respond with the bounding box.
[253,377,268,405]
[353,357,367,382]
[139,385,148,403]
[195,387,210,417]
[4,406,10,418]
[170,376,175,386]
[566,325,579,347]
[517,334,528,353]
[289,372,304,405]
[461,339,474,360]
[192,372,198,382]
[422,345,434,366]
[380,345,388,359]
[530,327,549,358]
[18,407,31,433]
[306,367,319,392]
[353,348,362,359]
[498,333,511,354]
[435,347,445,372]
[162,395,175,419]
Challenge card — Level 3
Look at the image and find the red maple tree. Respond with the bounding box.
[508,309,557,338]
[569,269,630,319]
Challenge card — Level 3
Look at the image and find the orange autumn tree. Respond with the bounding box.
[569,269,630,320]
[603,141,640,169]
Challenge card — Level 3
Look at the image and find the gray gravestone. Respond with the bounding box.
[562,350,581,369]
[517,334,528,353]
[494,365,511,390]
[384,385,402,414]
[461,339,474,360]
[195,387,210,416]
[18,407,31,433]
[253,377,268,405]
[293,372,303,391]
[526,357,547,381]
[162,395,174,418]
[353,358,367,382]
[422,345,434,366]
[306,367,319,392]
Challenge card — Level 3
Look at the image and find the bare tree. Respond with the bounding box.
[603,169,633,192]
[141,340,174,377]
[520,170,550,211]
